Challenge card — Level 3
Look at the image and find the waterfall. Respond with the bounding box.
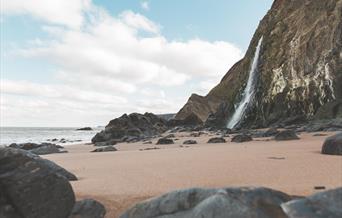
[227,36,263,128]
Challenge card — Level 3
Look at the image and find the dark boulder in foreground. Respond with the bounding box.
[183,140,197,144]
[282,187,342,218]
[77,127,93,131]
[0,147,75,218]
[207,137,226,143]
[156,138,174,145]
[70,199,106,218]
[231,134,253,143]
[321,133,342,155]
[92,113,168,144]
[274,130,300,141]
[91,146,117,153]
[120,187,291,218]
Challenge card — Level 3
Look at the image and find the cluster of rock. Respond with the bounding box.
[0,147,106,218]
[8,142,66,155]
[92,113,168,146]
[120,186,342,218]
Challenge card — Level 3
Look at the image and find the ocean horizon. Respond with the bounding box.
[0,126,103,146]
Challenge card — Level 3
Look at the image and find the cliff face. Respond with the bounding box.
[176,0,342,128]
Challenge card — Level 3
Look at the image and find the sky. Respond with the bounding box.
[0,0,273,127]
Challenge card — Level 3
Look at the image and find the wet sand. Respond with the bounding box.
[46,132,342,217]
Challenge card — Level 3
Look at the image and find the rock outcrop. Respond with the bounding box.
[120,187,291,218]
[92,113,168,144]
[176,0,342,128]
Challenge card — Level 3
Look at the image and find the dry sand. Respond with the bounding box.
[45,132,342,217]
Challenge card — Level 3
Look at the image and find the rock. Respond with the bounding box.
[70,199,106,218]
[92,113,168,144]
[120,187,292,218]
[140,147,160,151]
[313,133,328,137]
[204,102,230,129]
[143,141,152,144]
[91,146,117,153]
[207,137,226,143]
[76,127,93,131]
[8,142,41,150]
[30,143,67,155]
[156,138,174,145]
[168,112,204,127]
[175,0,342,128]
[231,134,253,143]
[183,140,197,144]
[190,132,204,137]
[0,186,21,218]
[94,140,117,147]
[274,130,300,141]
[0,147,75,218]
[282,187,342,218]
[164,134,175,138]
[321,133,342,155]
[263,128,280,137]
[8,142,66,155]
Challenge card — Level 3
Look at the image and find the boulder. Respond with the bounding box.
[120,187,291,218]
[70,199,106,218]
[263,128,280,137]
[8,142,67,155]
[91,146,117,153]
[231,134,253,143]
[92,113,168,144]
[282,187,342,218]
[183,140,197,145]
[30,144,67,155]
[274,130,300,141]
[207,137,226,143]
[76,127,93,131]
[0,147,75,218]
[156,138,174,145]
[0,186,21,218]
[321,133,342,155]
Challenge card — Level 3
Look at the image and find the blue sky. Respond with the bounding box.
[1,0,273,127]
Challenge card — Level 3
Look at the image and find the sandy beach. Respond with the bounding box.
[45,132,342,217]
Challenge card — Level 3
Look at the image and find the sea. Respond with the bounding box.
[0,127,104,146]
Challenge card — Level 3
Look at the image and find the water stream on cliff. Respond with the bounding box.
[227,37,263,128]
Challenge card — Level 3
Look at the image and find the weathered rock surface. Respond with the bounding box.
[168,112,204,127]
[231,134,253,143]
[176,0,342,128]
[282,187,342,218]
[120,187,291,218]
[0,147,75,218]
[76,127,93,131]
[207,137,226,143]
[70,199,106,218]
[92,113,168,144]
[156,138,174,145]
[183,140,197,145]
[274,130,300,141]
[321,132,342,155]
[9,142,67,155]
[91,146,117,153]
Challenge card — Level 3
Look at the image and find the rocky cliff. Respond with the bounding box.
[176,0,342,128]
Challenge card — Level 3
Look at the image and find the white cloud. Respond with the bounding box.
[1,0,91,28]
[141,1,150,11]
[1,1,243,127]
